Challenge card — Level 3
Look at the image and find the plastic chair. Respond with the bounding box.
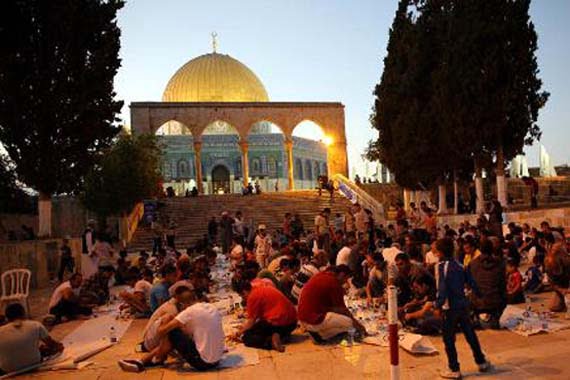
[1,269,32,316]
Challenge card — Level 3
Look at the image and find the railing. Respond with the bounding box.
[332,174,386,223]
[125,202,144,244]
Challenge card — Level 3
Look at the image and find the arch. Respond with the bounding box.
[304,159,313,181]
[211,164,231,194]
[155,119,192,136]
[202,120,239,135]
[162,160,173,180]
[177,159,190,179]
[295,158,304,180]
[313,161,320,178]
[248,120,286,136]
[267,156,277,175]
[292,120,327,143]
[251,157,261,174]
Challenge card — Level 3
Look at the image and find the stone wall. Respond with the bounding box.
[438,206,570,232]
[358,183,403,208]
[0,238,82,289]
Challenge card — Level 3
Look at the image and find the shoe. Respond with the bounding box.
[478,361,492,373]
[118,359,145,373]
[308,331,325,344]
[439,369,462,379]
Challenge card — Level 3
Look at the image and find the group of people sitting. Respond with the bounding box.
[1,198,569,378]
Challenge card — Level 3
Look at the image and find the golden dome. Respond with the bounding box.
[162,52,269,102]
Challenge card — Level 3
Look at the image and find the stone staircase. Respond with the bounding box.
[128,190,352,252]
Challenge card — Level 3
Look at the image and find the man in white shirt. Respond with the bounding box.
[48,273,92,323]
[140,285,195,353]
[336,238,356,267]
[119,286,225,372]
[254,225,272,268]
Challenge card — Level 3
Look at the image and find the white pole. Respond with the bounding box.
[387,285,400,380]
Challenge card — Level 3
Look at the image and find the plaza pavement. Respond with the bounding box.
[13,288,570,380]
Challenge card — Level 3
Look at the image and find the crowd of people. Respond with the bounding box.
[1,195,569,379]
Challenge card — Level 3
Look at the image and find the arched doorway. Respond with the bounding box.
[211,165,230,194]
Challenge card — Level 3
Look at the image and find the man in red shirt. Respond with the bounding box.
[233,281,297,352]
[298,265,366,343]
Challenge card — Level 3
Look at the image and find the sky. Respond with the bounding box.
[114,0,570,176]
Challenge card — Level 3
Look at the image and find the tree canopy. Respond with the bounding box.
[0,0,125,198]
[0,154,34,213]
[82,133,163,219]
[367,0,548,189]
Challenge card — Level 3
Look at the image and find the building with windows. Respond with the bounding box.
[130,43,348,194]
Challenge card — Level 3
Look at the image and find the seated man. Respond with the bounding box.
[291,249,327,304]
[233,280,297,352]
[392,253,426,307]
[119,267,152,317]
[403,274,441,335]
[141,285,195,353]
[365,252,388,306]
[468,240,506,328]
[0,303,64,376]
[150,265,178,313]
[298,265,367,343]
[48,273,92,323]
[118,286,224,372]
[80,265,116,305]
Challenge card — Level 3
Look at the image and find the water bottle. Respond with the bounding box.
[525,294,532,313]
[347,327,356,347]
[109,326,117,343]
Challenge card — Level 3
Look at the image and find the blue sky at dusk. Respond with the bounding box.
[115,0,570,175]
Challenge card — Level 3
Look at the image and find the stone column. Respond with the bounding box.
[284,139,294,190]
[193,141,204,194]
[239,140,249,188]
[326,141,349,178]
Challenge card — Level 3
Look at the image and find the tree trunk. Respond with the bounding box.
[453,170,459,215]
[475,159,485,214]
[38,192,52,238]
[496,145,507,208]
[437,183,447,215]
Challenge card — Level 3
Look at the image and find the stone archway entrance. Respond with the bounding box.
[211,165,230,194]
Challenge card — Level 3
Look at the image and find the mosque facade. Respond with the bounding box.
[131,42,348,194]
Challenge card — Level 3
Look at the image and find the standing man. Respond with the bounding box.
[314,208,332,254]
[254,225,272,268]
[81,220,97,279]
[433,238,491,379]
[220,211,234,255]
[207,216,218,245]
[58,238,75,282]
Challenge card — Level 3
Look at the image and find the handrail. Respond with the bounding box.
[332,174,386,224]
[126,202,144,243]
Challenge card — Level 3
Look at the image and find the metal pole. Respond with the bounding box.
[387,285,400,380]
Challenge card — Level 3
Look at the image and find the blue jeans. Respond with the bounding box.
[442,308,486,372]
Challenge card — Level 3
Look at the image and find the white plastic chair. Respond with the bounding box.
[1,269,32,316]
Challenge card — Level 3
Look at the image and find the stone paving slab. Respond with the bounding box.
[11,288,570,379]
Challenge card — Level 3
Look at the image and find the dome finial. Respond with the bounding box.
[211,32,218,53]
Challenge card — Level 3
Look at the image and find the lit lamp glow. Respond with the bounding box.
[323,136,333,146]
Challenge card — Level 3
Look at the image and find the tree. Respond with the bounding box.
[368,0,548,213]
[368,0,453,212]
[82,133,163,224]
[0,0,124,236]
